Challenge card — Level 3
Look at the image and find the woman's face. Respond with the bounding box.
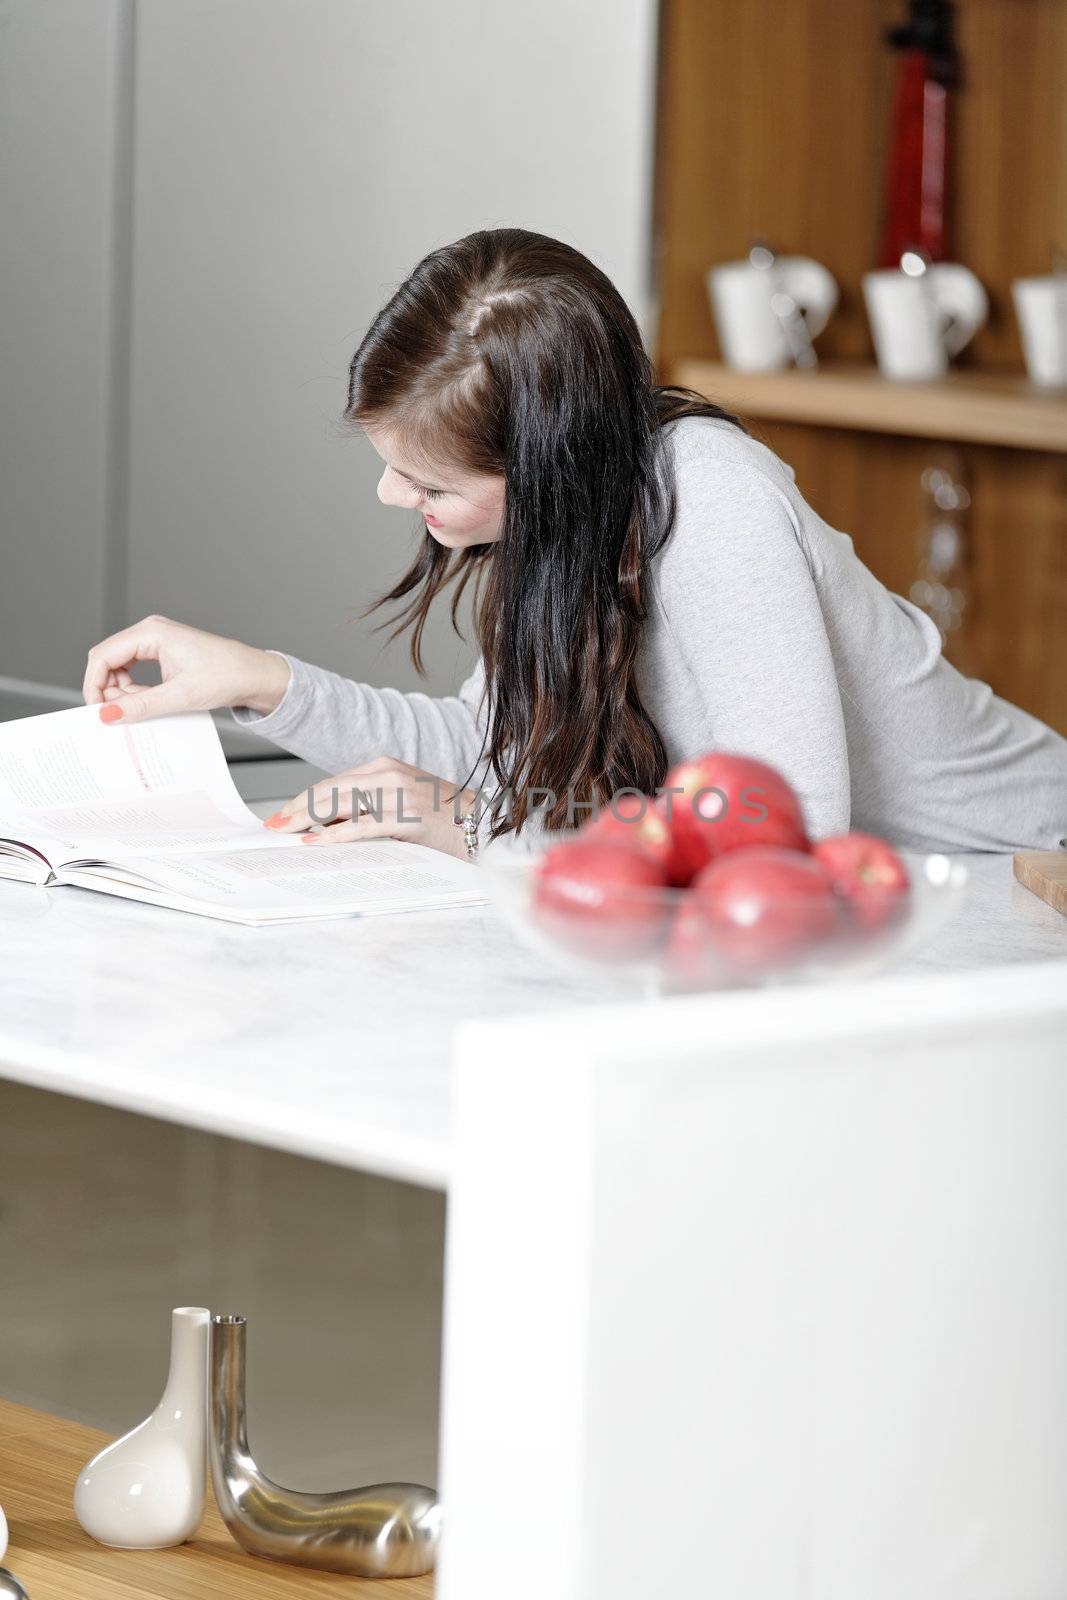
[364,421,505,549]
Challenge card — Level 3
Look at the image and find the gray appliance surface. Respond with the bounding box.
[228,757,322,804]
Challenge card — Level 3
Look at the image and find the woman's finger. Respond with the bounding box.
[301,811,403,846]
[102,679,147,701]
[266,785,351,832]
[263,756,436,835]
[267,776,380,832]
[83,618,167,704]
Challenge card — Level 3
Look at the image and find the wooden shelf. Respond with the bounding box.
[668,360,1067,454]
[0,1398,435,1598]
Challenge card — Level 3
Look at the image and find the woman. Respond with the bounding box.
[83,228,1067,859]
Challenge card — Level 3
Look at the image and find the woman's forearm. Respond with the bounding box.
[230,649,490,784]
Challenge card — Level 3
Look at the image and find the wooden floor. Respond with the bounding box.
[0,1399,435,1598]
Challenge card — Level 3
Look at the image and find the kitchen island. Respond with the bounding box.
[1,821,1065,1600]
[0,845,1063,1192]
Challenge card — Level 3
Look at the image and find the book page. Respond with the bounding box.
[28,791,297,858]
[0,843,51,885]
[61,837,482,920]
[0,703,280,860]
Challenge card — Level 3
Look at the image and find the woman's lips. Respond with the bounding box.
[424,514,442,527]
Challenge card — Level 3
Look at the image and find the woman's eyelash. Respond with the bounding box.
[418,485,444,501]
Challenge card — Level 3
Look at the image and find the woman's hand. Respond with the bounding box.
[263,756,476,861]
[82,614,291,724]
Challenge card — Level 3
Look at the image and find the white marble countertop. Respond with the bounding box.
[1,799,1064,1190]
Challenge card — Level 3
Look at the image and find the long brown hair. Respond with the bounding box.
[346,228,741,835]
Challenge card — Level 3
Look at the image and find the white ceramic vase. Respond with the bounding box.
[74,1306,210,1548]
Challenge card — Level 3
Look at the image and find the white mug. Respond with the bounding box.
[1012,276,1067,388]
[707,256,838,372]
[863,263,988,381]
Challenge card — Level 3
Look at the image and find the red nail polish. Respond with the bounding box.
[263,812,288,829]
[300,832,320,843]
[99,705,123,723]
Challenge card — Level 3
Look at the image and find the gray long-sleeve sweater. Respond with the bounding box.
[232,416,1067,853]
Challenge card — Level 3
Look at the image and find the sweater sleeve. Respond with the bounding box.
[651,439,852,841]
[229,650,489,785]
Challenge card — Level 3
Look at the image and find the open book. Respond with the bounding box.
[0,704,485,926]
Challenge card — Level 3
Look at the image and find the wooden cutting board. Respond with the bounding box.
[1013,851,1067,916]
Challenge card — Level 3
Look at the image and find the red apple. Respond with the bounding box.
[584,798,674,877]
[657,752,810,884]
[692,846,841,975]
[812,832,911,933]
[663,899,728,992]
[533,837,668,959]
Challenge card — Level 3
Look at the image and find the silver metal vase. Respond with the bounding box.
[208,1314,440,1579]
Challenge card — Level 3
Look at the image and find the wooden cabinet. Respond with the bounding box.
[654,0,1067,735]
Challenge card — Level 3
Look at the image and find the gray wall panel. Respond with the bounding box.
[125,0,656,697]
[0,0,129,686]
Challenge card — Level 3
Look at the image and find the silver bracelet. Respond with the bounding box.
[454,805,479,862]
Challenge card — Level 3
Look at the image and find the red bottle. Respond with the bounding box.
[879,0,960,267]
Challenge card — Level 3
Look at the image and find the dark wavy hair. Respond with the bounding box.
[346,227,741,836]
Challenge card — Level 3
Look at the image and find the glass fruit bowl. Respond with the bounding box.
[483,837,969,994]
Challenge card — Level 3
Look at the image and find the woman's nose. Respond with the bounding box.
[377,467,419,509]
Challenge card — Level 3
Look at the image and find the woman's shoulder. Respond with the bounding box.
[661,411,799,498]
[653,412,808,586]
